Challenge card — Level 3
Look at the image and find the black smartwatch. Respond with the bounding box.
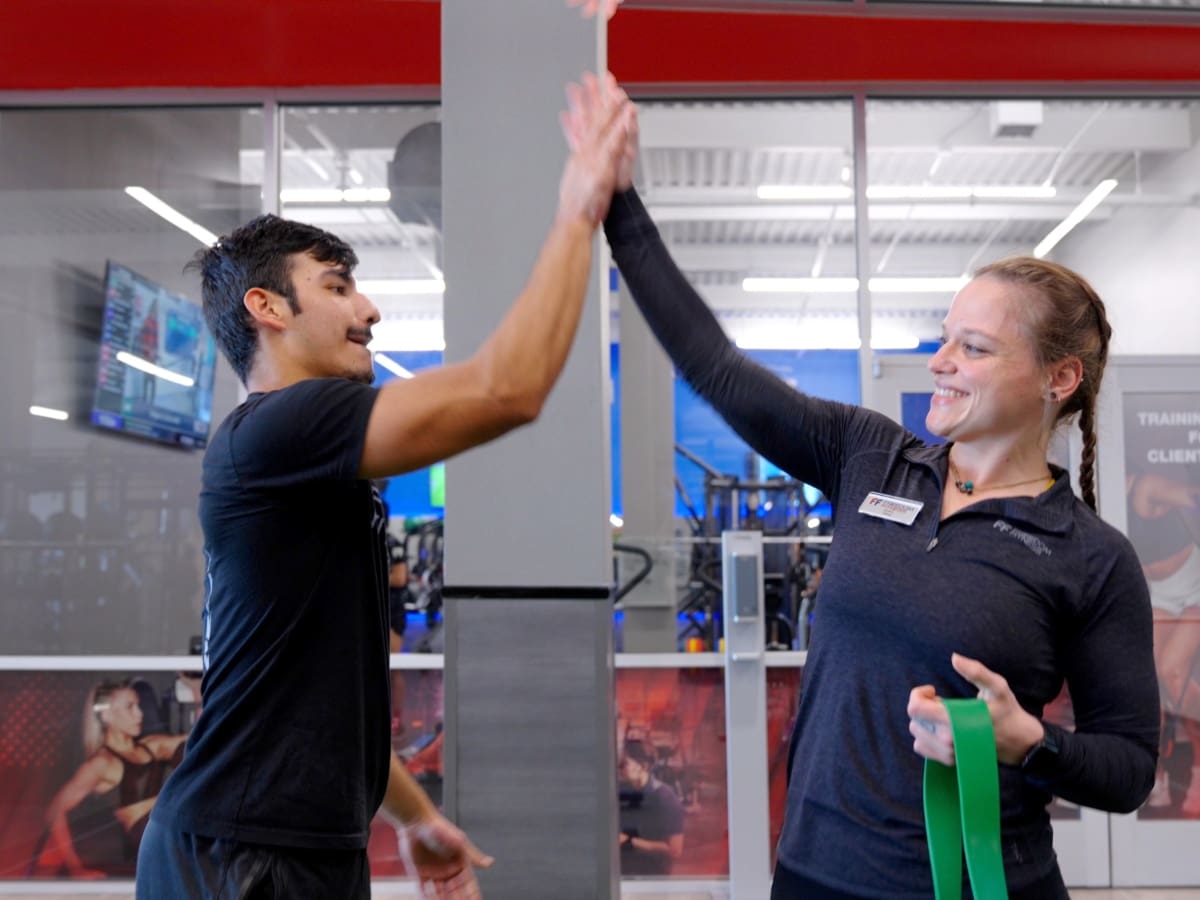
[1020,726,1062,781]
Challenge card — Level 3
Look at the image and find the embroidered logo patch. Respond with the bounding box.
[993,520,1052,557]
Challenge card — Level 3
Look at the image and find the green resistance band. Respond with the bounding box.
[923,698,1009,900]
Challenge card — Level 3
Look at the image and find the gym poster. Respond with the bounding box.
[1124,391,1200,820]
[0,666,816,881]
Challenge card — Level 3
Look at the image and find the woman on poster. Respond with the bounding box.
[36,681,187,878]
[1128,470,1200,815]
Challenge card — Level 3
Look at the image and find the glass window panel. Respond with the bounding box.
[767,665,803,867]
[0,106,258,654]
[277,106,445,634]
[628,99,857,521]
[616,666,728,878]
[864,98,1200,358]
[276,105,446,649]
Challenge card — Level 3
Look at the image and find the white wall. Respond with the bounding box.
[1056,113,1200,356]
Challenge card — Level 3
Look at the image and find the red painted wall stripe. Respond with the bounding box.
[2,2,1200,91]
[0,0,441,91]
[609,10,1200,85]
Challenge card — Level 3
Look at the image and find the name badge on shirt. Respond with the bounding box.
[858,491,924,526]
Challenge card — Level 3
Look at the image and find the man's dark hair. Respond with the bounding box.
[185,214,358,383]
[622,740,656,770]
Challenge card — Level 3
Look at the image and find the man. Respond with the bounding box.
[618,741,686,876]
[135,73,634,899]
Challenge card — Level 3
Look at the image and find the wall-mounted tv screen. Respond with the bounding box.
[90,261,217,449]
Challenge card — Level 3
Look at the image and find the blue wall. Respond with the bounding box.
[375,347,879,521]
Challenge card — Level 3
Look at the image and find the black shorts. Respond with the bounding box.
[770,860,1070,900]
[136,819,370,900]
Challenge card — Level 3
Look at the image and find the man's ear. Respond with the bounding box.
[244,287,289,334]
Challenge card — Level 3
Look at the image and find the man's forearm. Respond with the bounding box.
[381,750,438,825]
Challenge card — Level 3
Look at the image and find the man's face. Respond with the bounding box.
[284,252,380,384]
[620,754,649,787]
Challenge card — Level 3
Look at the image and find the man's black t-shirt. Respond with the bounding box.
[619,778,685,876]
[151,378,390,849]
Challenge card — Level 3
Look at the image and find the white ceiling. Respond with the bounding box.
[256,97,1200,347]
[4,98,1193,348]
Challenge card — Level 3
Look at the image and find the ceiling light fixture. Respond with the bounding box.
[869,186,973,200]
[743,276,967,294]
[116,351,196,387]
[1034,179,1118,259]
[730,320,920,351]
[373,353,415,379]
[756,185,1057,202]
[125,187,218,246]
[280,187,391,204]
[358,278,445,296]
[29,405,69,421]
[368,320,446,353]
[869,276,969,293]
[744,277,859,293]
[756,185,853,201]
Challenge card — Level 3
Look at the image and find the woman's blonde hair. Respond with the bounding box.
[81,681,133,756]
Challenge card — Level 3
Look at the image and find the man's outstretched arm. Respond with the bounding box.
[360,74,634,480]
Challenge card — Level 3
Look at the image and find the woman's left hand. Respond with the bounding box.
[907,653,1045,767]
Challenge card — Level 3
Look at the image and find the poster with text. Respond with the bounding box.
[1124,392,1200,819]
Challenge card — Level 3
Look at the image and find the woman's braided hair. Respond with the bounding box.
[974,257,1112,511]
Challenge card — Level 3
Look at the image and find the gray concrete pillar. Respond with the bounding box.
[617,278,678,652]
[441,3,617,897]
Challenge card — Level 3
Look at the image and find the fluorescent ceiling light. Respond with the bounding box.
[358,278,445,296]
[125,187,217,246]
[1034,179,1118,259]
[972,186,1057,200]
[743,276,967,294]
[359,278,445,296]
[369,320,446,352]
[871,333,921,350]
[869,186,973,200]
[870,185,1058,200]
[373,353,415,379]
[757,185,853,201]
[757,185,1057,202]
[744,277,859,293]
[733,325,920,351]
[869,276,969,293]
[735,330,921,351]
[279,187,391,204]
[29,405,69,421]
[303,157,331,182]
[116,351,195,387]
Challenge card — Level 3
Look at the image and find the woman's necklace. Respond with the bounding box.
[949,459,1054,496]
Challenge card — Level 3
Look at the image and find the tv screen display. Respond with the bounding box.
[90,261,218,448]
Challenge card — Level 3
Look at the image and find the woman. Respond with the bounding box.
[574,88,1159,899]
[38,681,187,878]
[1127,471,1200,814]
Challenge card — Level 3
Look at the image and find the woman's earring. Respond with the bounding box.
[1048,391,1059,402]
